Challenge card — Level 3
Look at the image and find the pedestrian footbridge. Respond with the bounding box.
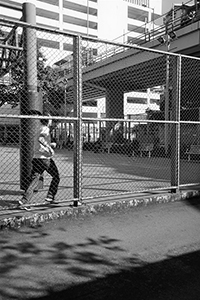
[64,19,200,104]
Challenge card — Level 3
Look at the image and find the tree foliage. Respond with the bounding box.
[0,45,68,115]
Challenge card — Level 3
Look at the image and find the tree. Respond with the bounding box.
[0,45,67,114]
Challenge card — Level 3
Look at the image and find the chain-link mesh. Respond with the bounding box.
[180,56,200,186]
[1,16,200,210]
[80,38,172,199]
[0,21,76,209]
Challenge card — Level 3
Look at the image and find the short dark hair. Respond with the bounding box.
[40,113,51,126]
[40,118,49,125]
[29,110,49,125]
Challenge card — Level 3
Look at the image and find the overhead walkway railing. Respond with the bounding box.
[82,0,200,67]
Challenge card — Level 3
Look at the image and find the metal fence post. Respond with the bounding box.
[171,55,181,192]
[20,2,41,190]
[164,35,170,156]
[73,36,83,206]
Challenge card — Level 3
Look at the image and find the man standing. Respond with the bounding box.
[19,114,60,210]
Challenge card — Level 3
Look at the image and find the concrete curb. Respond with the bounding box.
[1,189,200,230]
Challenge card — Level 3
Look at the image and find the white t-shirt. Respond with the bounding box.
[33,125,53,159]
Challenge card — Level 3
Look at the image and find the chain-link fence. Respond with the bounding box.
[0,10,200,210]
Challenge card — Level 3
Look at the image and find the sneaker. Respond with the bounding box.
[18,200,31,211]
[74,200,84,207]
[45,196,56,203]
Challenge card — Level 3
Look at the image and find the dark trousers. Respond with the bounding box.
[24,158,60,202]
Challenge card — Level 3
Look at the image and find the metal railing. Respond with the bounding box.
[82,0,200,67]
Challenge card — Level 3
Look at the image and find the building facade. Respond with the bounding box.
[0,0,162,41]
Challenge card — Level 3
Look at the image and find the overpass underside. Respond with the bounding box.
[66,51,200,110]
[64,20,200,106]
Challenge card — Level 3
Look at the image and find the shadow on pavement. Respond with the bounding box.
[0,226,200,300]
[25,250,200,300]
[184,195,200,211]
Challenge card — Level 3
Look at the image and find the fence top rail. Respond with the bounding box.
[82,117,179,124]
[1,17,200,61]
[3,115,200,124]
[0,114,78,121]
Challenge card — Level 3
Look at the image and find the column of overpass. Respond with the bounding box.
[105,86,124,143]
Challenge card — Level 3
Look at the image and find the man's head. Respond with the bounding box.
[41,114,52,127]
[40,118,49,126]
[29,110,52,126]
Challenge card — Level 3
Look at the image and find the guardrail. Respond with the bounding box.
[83,1,200,67]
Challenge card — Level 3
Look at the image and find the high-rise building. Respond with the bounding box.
[0,0,162,67]
[0,0,162,41]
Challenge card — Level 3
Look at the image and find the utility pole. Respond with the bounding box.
[20,2,40,190]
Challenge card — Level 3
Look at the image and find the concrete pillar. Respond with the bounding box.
[106,87,124,119]
[20,3,41,190]
[106,86,124,142]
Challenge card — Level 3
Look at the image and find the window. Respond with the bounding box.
[0,0,21,10]
[128,6,148,22]
[63,43,73,52]
[37,22,59,30]
[83,101,97,107]
[63,15,97,29]
[150,98,160,105]
[123,0,149,7]
[101,113,106,118]
[82,112,97,118]
[128,24,145,34]
[63,1,97,16]
[37,38,59,49]
[63,28,97,38]
[38,0,59,6]
[127,36,144,44]
[36,8,59,20]
[127,97,147,104]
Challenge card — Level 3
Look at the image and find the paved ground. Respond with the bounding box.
[0,144,200,231]
[1,145,200,210]
[1,197,200,300]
